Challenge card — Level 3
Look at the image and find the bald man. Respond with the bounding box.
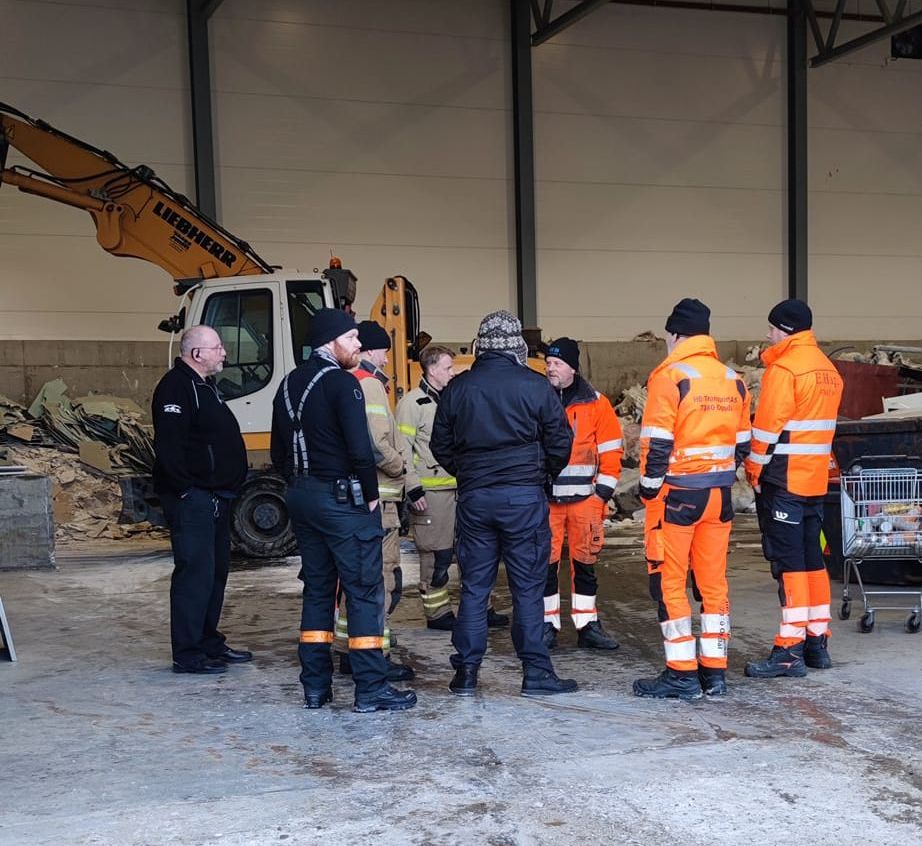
[152,325,250,674]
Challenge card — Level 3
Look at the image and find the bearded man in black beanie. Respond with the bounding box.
[270,308,417,713]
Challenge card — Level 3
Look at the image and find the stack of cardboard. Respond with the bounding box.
[27,379,155,474]
[2,443,166,543]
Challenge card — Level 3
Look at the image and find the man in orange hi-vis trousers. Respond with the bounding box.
[543,337,623,650]
[744,299,843,679]
[634,299,751,700]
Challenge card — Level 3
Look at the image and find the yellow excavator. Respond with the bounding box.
[0,101,466,556]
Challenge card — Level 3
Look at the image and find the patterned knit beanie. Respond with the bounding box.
[476,310,528,366]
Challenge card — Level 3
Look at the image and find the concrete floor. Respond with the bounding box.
[2,516,921,846]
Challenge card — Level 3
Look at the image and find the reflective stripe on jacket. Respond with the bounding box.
[550,376,623,503]
[355,363,405,501]
[395,383,457,492]
[640,336,751,492]
[744,330,843,497]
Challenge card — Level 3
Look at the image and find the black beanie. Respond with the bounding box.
[665,298,711,337]
[768,299,812,335]
[546,337,580,372]
[308,308,356,349]
[357,320,391,352]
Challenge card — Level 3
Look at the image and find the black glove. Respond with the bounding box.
[639,484,660,502]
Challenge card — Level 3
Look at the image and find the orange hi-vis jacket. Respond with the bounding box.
[745,330,843,497]
[550,376,624,503]
[640,336,751,492]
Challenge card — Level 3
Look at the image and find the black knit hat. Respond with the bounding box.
[665,298,711,337]
[546,337,580,372]
[309,308,357,349]
[357,320,391,352]
[768,299,812,335]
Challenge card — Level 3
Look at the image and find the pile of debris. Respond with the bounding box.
[1,383,164,545]
[27,379,155,474]
[0,443,167,544]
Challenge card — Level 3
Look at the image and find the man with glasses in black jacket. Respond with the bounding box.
[152,325,250,675]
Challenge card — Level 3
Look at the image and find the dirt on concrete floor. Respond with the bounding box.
[1,516,921,846]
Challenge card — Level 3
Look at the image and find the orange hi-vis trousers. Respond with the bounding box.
[545,496,606,630]
[645,485,733,672]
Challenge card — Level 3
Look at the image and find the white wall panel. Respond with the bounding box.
[210,0,517,335]
[0,0,189,341]
[214,92,508,179]
[537,249,784,342]
[1,0,919,344]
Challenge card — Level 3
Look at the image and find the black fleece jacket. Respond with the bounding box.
[151,359,248,496]
[430,351,572,492]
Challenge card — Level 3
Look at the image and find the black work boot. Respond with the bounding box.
[521,669,578,696]
[426,611,456,632]
[633,669,703,701]
[744,643,807,678]
[449,665,479,696]
[353,684,418,713]
[487,607,510,628]
[577,620,620,650]
[698,667,728,697]
[541,622,558,649]
[804,635,832,669]
[385,655,415,681]
[302,687,333,709]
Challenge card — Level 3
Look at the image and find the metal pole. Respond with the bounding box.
[787,0,808,301]
[186,1,219,219]
[511,0,538,327]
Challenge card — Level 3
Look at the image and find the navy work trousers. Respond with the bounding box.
[452,484,554,674]
[161,488,231,666]
[287,476,388,697]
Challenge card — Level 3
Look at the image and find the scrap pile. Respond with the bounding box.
[1,382,164,545]
[27,379,155,474]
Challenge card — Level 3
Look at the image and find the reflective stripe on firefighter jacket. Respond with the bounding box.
[395,380,457,493]
[639,335,752,494]
[744,330,843,497]
[549,375,624,503]
[354,362,405,502]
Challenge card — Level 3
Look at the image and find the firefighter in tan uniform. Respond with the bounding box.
[396,344,458,629]
[334,320,414,681]
[396,345,511,631]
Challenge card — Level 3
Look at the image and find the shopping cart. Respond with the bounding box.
[838,458,922,633]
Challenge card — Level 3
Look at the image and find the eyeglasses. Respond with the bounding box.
[193,345,225,352]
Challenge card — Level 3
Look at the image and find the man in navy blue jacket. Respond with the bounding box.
[431,310,577,697]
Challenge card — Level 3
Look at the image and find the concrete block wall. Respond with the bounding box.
[0,340,172,410]
[3,337,919,415]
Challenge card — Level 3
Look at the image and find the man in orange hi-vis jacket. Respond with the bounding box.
[543,337,623,651]
[634,299,751,701]
[744,299,843,679]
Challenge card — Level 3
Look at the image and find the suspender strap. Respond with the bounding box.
[283,365,337,474]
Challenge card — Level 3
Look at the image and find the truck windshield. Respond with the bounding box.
[201,289,273,400]
[286,280,327,364]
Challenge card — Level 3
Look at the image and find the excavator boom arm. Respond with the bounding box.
[0,102,273,283]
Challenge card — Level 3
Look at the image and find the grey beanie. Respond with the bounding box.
[476,309,528,365]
